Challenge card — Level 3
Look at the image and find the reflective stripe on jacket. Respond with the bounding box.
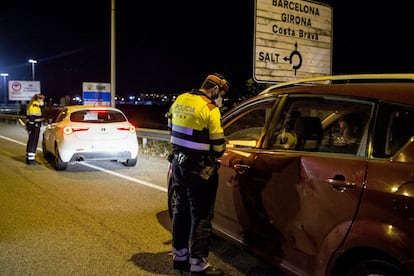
[168,90,225,158]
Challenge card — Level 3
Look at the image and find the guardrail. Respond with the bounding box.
[0,113,170,142]
[0,113,24,124]
[135,128,170,141]
[0,105,21,114]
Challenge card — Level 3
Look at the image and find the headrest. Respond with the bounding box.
[294,116,323,150]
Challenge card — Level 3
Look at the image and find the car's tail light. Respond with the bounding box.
[117,125,136,133]
[63,126,89,135]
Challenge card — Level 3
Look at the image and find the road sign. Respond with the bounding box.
[8,81,41,101]
[254,0,332,83]
[82,82,111,106]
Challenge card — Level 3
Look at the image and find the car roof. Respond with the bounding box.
[259,74,414,106]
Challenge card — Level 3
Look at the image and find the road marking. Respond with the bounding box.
[80,162,167,192]
[0,134,167,193]
[0,135,27,146]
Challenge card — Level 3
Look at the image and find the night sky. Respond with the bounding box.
[0,0,411,101]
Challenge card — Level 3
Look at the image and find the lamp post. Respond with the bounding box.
[28,59,37,81]
[0,73,8,104]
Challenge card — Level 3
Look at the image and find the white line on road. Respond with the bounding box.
[80,162,167,192]
[0,134,167,193]
[0,135,28,147]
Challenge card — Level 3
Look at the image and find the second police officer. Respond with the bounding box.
[25,94,45,165]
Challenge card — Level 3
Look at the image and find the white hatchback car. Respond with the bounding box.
[42,105,139,170]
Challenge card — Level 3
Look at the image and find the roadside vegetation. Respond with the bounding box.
[138,138,172,159]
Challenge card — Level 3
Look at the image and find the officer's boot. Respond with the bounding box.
[172,247,189,272]
[189,257,223,275]
[26,152,36,165]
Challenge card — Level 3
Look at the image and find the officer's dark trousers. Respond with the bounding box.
[171,155,218,261]
[26,121,41,163]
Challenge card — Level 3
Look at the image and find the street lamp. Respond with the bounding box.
[0,73,9,104]
[28,59,37,81]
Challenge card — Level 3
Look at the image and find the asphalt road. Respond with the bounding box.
[0,121,284,276]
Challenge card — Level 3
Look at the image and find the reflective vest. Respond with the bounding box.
[26,99,43,122]
[167,90,225,157]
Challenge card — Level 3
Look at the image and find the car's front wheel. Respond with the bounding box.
[347,259,406,276]
[334,251,407,276]
[167,180,176,220]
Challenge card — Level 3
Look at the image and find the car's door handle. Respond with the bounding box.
[233,163,250,174]
[327,177,357,192]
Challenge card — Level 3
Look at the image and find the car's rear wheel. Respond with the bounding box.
[54,145,68,170]
[123,157,137,167]
[42,137,51,158]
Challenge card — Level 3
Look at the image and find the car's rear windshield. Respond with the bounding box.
[70,110,127,123]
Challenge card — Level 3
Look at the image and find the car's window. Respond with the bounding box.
[70,110,127,123]
[53,108,68,123]
[223,97,277,148]
[372,103,414,158]
[270,96,373,155]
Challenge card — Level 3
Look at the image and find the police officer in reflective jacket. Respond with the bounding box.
[25,94,45,165]
[167,73,229,275]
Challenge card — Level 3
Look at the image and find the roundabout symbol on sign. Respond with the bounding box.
[284,43,303,76]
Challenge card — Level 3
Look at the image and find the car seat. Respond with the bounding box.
[294,116,323,151]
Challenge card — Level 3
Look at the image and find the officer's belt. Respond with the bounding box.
[28,118,43,122]
[174,152,211,161]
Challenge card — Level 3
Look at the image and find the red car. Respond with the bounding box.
[168,74,414,276]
